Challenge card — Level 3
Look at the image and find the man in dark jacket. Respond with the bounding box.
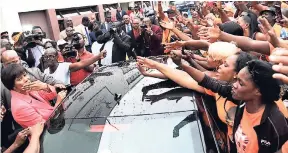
[116,7,127,21]
[100,13,113,33]
[142,17,164,56]
[127,18,147,58]
[89,20,103,44]
[96,22,131,63]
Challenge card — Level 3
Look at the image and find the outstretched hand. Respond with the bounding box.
[99,50,107,59]
[159,21,175,30]
[197,24,220,42]
[164,41,186,50]
[137,56,158,69]
[136,62,149,76]
[269,48,288,84]
[170,50,183,66]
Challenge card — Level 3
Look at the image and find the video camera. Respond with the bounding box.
[140,24,148,29]
[23,31,45,48]
[62,33,82,58]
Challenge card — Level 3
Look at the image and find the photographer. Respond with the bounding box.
[96,21,131,64]
[141,17,164,56]
[22,26,47,68]
[63,32,96,86]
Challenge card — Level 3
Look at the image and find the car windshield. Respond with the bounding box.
[42,68,208,153]
[43,111,203,153]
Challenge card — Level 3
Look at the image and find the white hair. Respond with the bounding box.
[208,42,239,61]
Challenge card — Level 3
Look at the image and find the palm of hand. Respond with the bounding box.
[143,58,157,69]
[208,27,220,40]
[160,22,174,30]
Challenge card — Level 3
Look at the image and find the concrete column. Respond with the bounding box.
[98,4,105,23]
[45,9,60,40]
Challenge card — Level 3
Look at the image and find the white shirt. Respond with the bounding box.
[91,39,114,65]
[44,62,72,85]
[26,45,44,67]
[126,24,132,33]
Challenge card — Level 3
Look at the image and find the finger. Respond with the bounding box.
[258,24,267,34]
[270,49,288,56]
[269,56,288,65]
[137,56,145,60]
[273,73,288,84]
[267,29,278,40]
[272,64,288,74]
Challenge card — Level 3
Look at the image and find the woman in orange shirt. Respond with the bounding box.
[165,52,288,153]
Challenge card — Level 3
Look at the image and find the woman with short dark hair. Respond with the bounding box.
[1,63,67,128]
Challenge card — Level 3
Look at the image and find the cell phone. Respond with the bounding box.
[275,4,283,23]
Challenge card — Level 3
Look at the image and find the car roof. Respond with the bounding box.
[42,59,206,153]
[58,59,197,120]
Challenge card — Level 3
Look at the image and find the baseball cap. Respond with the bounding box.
[259,7,276,16]
[57,39,68,46]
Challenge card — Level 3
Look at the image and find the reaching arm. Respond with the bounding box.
[69,53,103,72]
[23,135,40,153]
[179,61,205,83]
[186,58,207,72]
[183,40,210,50]
[154,62,205,93]
[185,22,200,40]
[218,9,231,23]
[219,31,271,55]
[157,1,166,21]
[171,27,192,41]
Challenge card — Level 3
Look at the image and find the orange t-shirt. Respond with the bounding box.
[234,106,265,153]
[204,89,237,143]
[69,50,93,86]
[57,52,64,62]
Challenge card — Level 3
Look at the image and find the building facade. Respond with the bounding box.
[0,1,169,41]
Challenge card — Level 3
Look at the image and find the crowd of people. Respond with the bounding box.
[1,1,288,153]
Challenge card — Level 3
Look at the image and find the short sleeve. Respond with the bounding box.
[63,62,72,73]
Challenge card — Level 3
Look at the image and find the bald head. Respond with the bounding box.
[44,47,58,55]
[2,50,20,66]
[64,17,73,28]
[123,15,130,24]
